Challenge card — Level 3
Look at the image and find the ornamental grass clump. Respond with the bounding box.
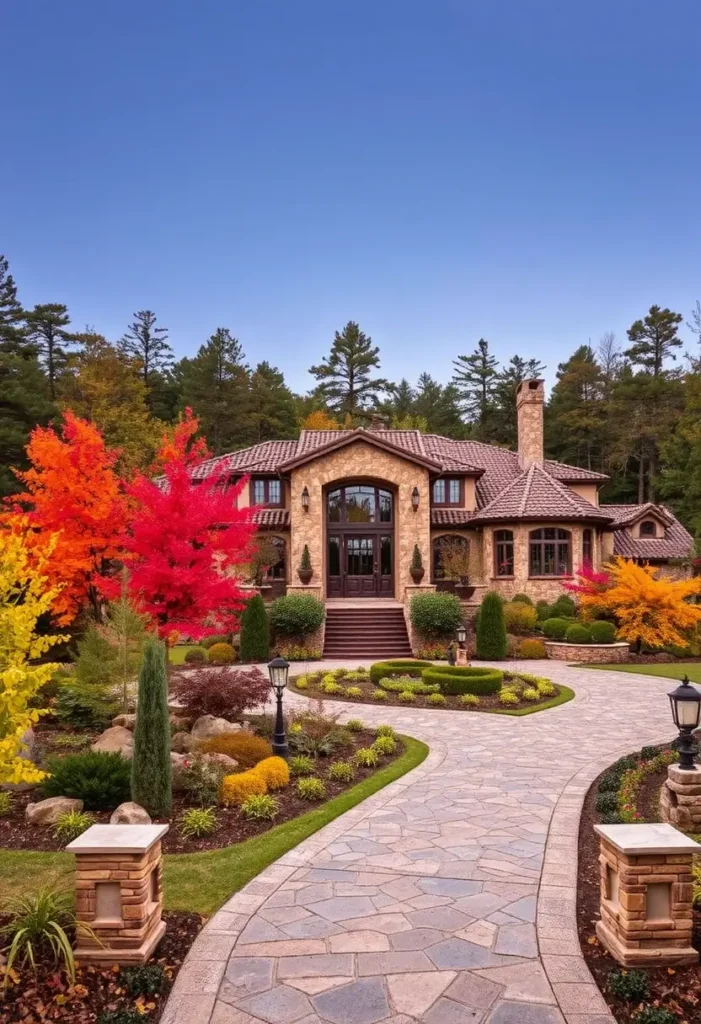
[3,888,80,984]
[240,794,279,820]
[289,755,315,777]
[498,690,519,706]
[475,592,507,659]
[398,690,416,703]
[131,639,172,817]
[372,689,388,701]
[427,692,447,706]
[53,810,95,843]
[346,718,364,732]
[460,693,480,706]
[373,735,397,755]
[297,777,326,801]
[346,686,362,698]
[321,681,345,695]
[180,807,218,838]
[355,747,379,767]
[522,688,540,702]
[375,724,396,738]
[328,760,355,783]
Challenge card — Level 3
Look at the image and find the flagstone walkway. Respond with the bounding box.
[163,661,679,1024]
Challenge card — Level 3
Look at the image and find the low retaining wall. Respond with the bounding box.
[544,640,630,663]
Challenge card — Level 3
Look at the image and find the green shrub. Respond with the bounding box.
[375,725,396,738]
[411,543,423,573]
[53,810,95,842]
[552,595,576,618]
[398,690,416,703]
[328,761,355,783]
[240,794,279,820]
[289,755,315,777]
[120,964,168,997]
[503,601,538,635]
[422,665,503,696]
[640,745,660,762]
[270,594,325,638]
[498,690,519,706]
[379,676,439,694]
[202,634,232,649]
[427,692,447,706]
[542,617,571,640]
[299,544,312,573]
[184,647,207,665]
[321,680,345,695]
[207,642,235,665]
[180,806,218,837]
[589,620,617,644]
[372,689,388,701]
[459,693,480,707]
[239,594,270,663]
[536,600,552,620]
[536,679,556,697]
[511,593,533,605]
[278,644,322,661]
[564,623,592,644]
[295,677,309,690]
[55,673,120,730]
[369,659,432,684]
[355,747,379,767]
[0,791,12,816]
[42,751,131,810]
[630,1008,677,1024]
[409,592,462,640]
[346,718,364,732]
[519,639,547,659]
[373,735,397,755]
[596,791,619,815]
[345,686,362,698]
[297,777,326,801]
[476,592,507,659]
[607,968,649,1002]
[521,688,540,702]
[131,639,172,818]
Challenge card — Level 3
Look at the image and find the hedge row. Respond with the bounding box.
[422,666,504,696]
[369,660,432,684]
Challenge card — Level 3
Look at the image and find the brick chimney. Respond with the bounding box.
[516,379,545,469]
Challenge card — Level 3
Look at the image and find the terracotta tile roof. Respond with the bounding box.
[431,509,477,526]
[252,508,290,529]
[472,463,614,524]
[613,517,693,561]
[278,429,450,473]
[601,503,674,527]
[191,440,300,479]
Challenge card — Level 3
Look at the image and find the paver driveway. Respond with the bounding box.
[163,661,678,1024]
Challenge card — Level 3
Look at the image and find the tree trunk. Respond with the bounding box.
[637,456,645,503]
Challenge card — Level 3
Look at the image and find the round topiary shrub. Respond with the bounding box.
[202,634,232,649]
[552,595,576,618]
[536,600,553,621]
[503,601,538,635]
[542,617,571,640]
[239,594,270,663]
[208,642,235,665]
[589,620,617,644]
[409,592,462,640]
[511,593,533,605]
[476,592,507,659]
[518,638,547,659]
[422,665,503,696]
[184,647,207,665]
[270,594,325,639]
[369,660,432,685]
[564,623,592,644]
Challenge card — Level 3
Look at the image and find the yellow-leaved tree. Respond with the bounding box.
[0,527,68,785]
[578,556,701,651]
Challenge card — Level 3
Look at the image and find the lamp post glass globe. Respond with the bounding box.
[268,657,290,758]
[668,675,701,770]
[301,486,310,511]
[456,624,467,646]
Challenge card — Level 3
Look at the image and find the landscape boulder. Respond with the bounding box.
[91,726,134,757]
[201,752,238,773]
[112,713,137,730]
[110,801,151,825]
[26,796,84,825]
[170,731,194,753]
[190,715,242,742]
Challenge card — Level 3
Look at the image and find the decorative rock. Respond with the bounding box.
[91,725,134,757]
[110,801,152,825]
[112,713,137,729]
[26,796,83,824]
[660,764,701,831]
[170,731,194,753]
[190,715,242,742]
[170,715,192,731]
[202,752,238,773]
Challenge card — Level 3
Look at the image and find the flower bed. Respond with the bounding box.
[544,640,630,663]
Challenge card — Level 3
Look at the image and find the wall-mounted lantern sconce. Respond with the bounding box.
[301,486,310,512]
[411,487,420,512]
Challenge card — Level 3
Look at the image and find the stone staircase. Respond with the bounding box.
[323,603,413,660]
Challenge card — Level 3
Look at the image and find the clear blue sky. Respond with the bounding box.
[3,1,700,393]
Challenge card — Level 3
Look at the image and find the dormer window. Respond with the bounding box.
[252,478,282,507]
[639,520,657,538]
[432,478,462,506]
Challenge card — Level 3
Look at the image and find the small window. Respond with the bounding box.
[252,478,283,506]
[432,478,462,506]
[639,520,657,538]
[583,528,593,566]
[494,530,514,577]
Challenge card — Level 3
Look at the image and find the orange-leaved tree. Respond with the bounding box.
[300,409,341,430]
[4,411,128,624]
[577,556,701,651]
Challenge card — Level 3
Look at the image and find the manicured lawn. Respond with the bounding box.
[169,644,200,665]
[0,736,428,915]
[585,662,701,683]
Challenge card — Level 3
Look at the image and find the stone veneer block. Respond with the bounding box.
[661,764,701,832]
[593,823,699,967]
[544,641,630,663]
[67,823,169,965]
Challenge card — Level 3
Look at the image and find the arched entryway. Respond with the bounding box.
[325,482,395,597]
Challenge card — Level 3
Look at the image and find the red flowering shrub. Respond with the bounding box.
[171,666,270,720]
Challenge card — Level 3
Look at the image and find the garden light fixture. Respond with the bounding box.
[411,487,420,512]
[301,486,310,512]
[668,675,701,771]
[456,623,467,647]
[268,656,290,757]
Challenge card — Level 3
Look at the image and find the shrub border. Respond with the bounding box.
[369,660,432,684]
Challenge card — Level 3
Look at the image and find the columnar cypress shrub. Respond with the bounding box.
[475,591,507,660]
[131,639,172,817]
[240,594,270,663]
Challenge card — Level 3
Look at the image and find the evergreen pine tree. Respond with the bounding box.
[0,254,26,352]
[625,305,683,377]
[247,361,298,442]
[25,302,75,399]
[475,591,507,660]
[239,594,270,663]
[413,374,466,438]
[546,345,605,469]
[174,327,251,452]
[309,321,388,419]
[451,339,499,432]
[131,638,172,816]
[120,309,174,418]
[491,355,546,447]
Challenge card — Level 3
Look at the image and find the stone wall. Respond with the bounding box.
[483,521,589,603]
[516,379,544,468]
[289,442,431,602]
[544,641,630,663]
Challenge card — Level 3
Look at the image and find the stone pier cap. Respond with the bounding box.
[66,823,169,854]
[594,821,700,855]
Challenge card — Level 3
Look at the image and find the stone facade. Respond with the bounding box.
[516,378,545,469]
[661,764,701,831]
[483,521,591,603]
[545,641,630,663]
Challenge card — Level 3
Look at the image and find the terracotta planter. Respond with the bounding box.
[455,584,475,600]
[410,567,425,585]
[298,568,313,585]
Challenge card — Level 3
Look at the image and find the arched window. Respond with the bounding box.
[265,537,287,580]
[494,530,514,577]
[326,485,393,523]
[582,528,593,566]
[639,520,657,538]
[432,535,469,582]
[529,528,570,577]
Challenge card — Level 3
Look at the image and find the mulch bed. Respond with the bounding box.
[578,763,701,1023]
[0,910,202,1023]
[0,729,401,855]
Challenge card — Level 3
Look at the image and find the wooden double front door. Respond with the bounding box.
[327,533,394,597]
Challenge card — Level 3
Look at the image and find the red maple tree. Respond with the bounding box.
[110,409,258,643]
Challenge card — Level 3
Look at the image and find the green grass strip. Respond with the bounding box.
[490,684,575,716]
[0,737,428,916]
[582,662,701,683]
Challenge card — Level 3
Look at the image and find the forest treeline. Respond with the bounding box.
[1,252,700,535]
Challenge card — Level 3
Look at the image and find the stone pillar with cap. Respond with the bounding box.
[595,822,699,967]
[67,823,169,965]
[661,763,701,831]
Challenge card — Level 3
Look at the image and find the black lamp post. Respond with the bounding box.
[268,656,290,758]
[456,623,467,649]
[668,675,701,770]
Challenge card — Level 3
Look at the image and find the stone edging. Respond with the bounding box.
[536,735,670,1023]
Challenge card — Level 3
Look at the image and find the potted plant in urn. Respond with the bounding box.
[442,537,474,599]
[410,544,425,584]
[298,544,314,584]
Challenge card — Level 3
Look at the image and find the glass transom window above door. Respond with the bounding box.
[327,485,393,523]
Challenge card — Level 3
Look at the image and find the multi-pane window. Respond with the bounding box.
[265,537,286,579]
[326,486,393,523]
[432,478,462,506]
[639,520,657,537]
[252,478,282,506]
[529,528,571,577]
[494,530,514,577]
[582,528,593,566]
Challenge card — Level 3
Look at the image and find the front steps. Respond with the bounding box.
[323,603,413,659]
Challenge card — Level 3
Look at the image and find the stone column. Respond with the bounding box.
[594,822,699,967]
[67,823,169,965]
[661,764,701,832]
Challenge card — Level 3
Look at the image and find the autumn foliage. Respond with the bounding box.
[109,409,258,642]
[4,412,127,624]
[576,556,701,650]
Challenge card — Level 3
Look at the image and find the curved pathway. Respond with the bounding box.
[163,661,678,1024]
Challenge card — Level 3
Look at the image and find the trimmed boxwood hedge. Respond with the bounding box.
[422,665,503,696]
[542,617,570,640]
[564,623,592,644]
[589,620,617,644]
[369,660,432,685]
